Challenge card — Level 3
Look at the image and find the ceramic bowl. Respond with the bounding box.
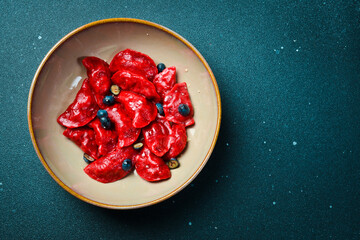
[28,18,221,209]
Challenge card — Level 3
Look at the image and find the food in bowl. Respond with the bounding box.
[57,48,195,183]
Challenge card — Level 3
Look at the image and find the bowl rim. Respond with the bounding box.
[27,18,222,209]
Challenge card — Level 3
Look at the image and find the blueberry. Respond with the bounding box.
[122,159,132,171]
[100,117,111,129]
[157,63,166,73]
[83,153,95,164]
[178,104,190,116]
[103,95,115,105]
[156,103,164,116]
[97,109,108,118]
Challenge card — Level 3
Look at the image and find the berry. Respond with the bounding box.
[122,159,132,171]
[83,153,95,164]
[100,117,111,129]
[110,85,121,95]
[156,103,164,116]
[178,104,190,116]
[167,158,179,169]
[97,109,108,118]
[157,63,166,73]
[133,142,144,150]
[103,95,115,105]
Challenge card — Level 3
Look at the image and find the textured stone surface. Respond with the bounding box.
[1,0,360,239]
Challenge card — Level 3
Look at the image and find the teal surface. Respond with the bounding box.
[1,0,360,239]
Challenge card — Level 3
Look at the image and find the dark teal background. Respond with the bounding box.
[1,0,360,239]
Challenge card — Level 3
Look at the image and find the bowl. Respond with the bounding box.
[28,18,221,209]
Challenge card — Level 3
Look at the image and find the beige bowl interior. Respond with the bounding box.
[29,19,221,209]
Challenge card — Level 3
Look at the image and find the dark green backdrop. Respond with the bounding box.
[1,0,359,239]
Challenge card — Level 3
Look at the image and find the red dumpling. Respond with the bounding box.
[92,93,109,109]
[164,123,187,159]
[115,91,157,128]
[57,78,98,128]
[142,117,172,157]
[163,82,195,127]
[82,57,111,95]
[109,49,158,81]
[106,104,141,148]
[152,66,176,101]
[111,68,160,102]
[88,118,118,156]
[63,127,99,159]
[84,147,137,183]
[135,147,171,182]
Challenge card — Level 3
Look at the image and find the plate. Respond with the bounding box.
[28,18,221,209]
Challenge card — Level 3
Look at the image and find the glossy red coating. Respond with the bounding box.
[163,82,195,126]
[142,117,172,157]
[165,123,187,160]
[57,50,196,184]
[82,57,111,95]
[63,127,99,159]
[152,66,176,101]
[105,104,141,147]
[84,147,137,183]
[115,91,157,128]
[88,118,118,156]
[135,147,171,182]
[109,49,158,81]
[93,93,109,109]
[111,68,160,102]
[57,78,99,128]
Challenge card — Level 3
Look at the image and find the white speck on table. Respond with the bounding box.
[280,46,284,49]
[264,141,267,144]
[329,205,332,209]
[38,35,42,39]
[188,222,192,226]
[269,149,272,152]
[273,201,276,205]
[293,141,297,146]
[226,143,229,146]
